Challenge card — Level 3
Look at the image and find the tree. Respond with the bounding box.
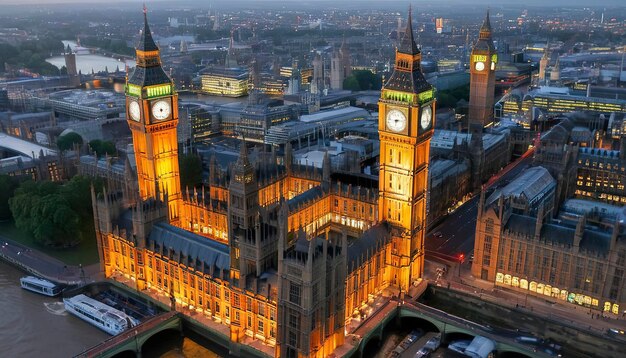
[57,132,83,151]
[89,139,117,157]
[343,76,360,91]
[343,70,382,91]
[179,153,203,190]
[0,175,19,221]
[8,176,101,248]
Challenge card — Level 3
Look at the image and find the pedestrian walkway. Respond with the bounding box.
[424,259,626,337]
[0,234,102,285]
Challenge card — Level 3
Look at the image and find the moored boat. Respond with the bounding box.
[20,276,62,297]
[63,294,139,335]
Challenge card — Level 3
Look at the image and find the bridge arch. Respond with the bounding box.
[110,350,137,358]
[444,331,475,344]
[138,327,182,353]
[360,315,394,357]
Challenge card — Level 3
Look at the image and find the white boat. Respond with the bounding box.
[63,294,139,335]
[20,276,62,297]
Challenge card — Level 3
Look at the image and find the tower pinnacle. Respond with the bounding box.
[398,5,419,55]
[479,10,492,39]
[138,5,159,52]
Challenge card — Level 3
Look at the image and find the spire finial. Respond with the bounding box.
[398,4,419,55]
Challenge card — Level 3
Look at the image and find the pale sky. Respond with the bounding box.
[0,0,624,5]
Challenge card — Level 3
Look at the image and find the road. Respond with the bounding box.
[425,154,534,261]
[0,235,100,285]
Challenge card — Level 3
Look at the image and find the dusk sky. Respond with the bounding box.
[0,0,625,6]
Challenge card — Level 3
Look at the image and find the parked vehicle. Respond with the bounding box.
[414,347,432,358]
[447,340,471,354]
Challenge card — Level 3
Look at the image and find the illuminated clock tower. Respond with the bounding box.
[125,8,181,222]
[469,10,497,129]
[378,8,435,292]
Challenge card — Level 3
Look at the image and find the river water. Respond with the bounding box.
[46,40,136,74]
[0,260,222,357]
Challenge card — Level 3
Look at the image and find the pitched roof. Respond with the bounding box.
[149,222,230,275]
[398,7,419,55]
[137,9,159,52]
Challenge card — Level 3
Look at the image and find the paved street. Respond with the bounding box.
[426,154,534,261]
[424,260,626,339]
[0,234,101,285]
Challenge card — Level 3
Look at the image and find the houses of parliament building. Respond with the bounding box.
[92,9,442,358]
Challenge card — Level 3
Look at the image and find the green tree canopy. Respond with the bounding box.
[89,139,117,157]
[179,153,203,190]
[57,132,83,151]
[0,175,19,221]
[8,176,101,247]
[343,70,382,91]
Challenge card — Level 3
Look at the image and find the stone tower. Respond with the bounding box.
[125,7,181,223]
[377,6,435,291]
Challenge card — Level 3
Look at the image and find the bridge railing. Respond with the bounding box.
[74,311,179,358]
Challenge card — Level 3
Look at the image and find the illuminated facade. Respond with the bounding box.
[377,7,434,291]
[124,13,181,221]
[534,116,626,206]
[472,167,626,315]
[94,10,432,357]
[200,68,249,97]
[469,10,497,128]
[497,92,626,119]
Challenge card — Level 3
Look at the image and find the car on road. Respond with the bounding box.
[608,328,625,335]
[515,336,543,345]
[433,231,442,238]
[414,347,432,358]
[424,334,441,350]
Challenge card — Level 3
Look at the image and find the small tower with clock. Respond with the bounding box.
[469,10,497,130]
[378,7,435,292]
[125,8,181,222]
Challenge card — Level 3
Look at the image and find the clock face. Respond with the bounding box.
[475,61,485,71]
[386,109,407,132]
[490,61,496,71]
[420,106,432,130]
[151,100,171,120]
[128,101,141,121]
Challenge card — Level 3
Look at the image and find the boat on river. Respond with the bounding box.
[20,276,62,297]
[63,294,139,335]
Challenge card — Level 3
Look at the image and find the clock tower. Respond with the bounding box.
[378,8,435,292]
[469,10,496,130]
[125,8,181,222]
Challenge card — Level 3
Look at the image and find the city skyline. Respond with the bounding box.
[1,0,625,6]
[0,1,625,357]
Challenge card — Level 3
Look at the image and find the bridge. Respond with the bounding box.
[73,311,182,358]
[350,299,550,358]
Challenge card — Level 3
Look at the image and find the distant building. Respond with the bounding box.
[64,44,80,87]
[469,10,497,128]
[264,106,369,147]
[330,40,351,90]
[496,87,626,120]
[0,111,55,140]
[200,67,249,97]
[47,89,125,121]
[534,115,626,206]
[179,103,221,145]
